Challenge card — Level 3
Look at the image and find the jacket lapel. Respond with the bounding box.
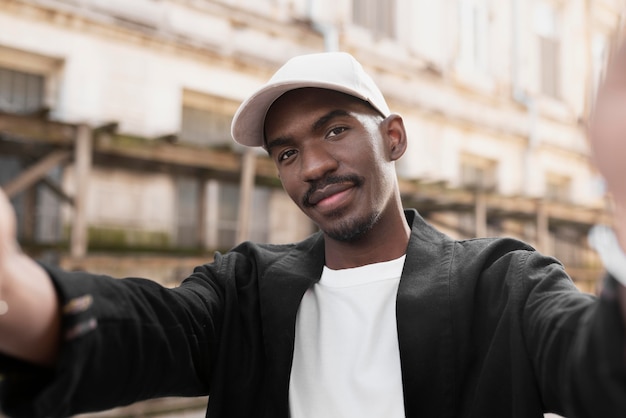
[397,209,455,417]
[259,233,325,417]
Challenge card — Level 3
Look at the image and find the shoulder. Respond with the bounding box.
[190,231,325,283]
[407,208,537,268]
[227,231,324,267]
[407,209,568,288]
[453,236,537,267]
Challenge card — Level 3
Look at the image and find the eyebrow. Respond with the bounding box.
[265,136,293,156]
[265,109,352,155]
[312,109,351,131]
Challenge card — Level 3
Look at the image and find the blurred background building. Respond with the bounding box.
[0,0,625,416]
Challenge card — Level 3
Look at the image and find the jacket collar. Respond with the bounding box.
[260,209,455,417]
[259,232,324,416]
[398,209,455,416]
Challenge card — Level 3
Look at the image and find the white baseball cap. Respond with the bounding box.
[231,52,391,147]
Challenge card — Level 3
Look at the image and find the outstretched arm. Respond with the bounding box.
[0,187,219,417]
[590,42,626,247]
[0,189,61,366]
[589,41,626,320]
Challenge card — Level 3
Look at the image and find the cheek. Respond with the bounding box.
[279,176,302,204]
[362,146,391,178]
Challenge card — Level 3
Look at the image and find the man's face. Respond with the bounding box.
[264,88,400,242]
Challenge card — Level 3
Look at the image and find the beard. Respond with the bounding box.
[322,210,380,242]
[300,173,381,242]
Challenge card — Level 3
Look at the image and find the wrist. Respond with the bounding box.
[589,224,626,287]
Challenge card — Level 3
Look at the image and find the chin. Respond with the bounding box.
[322,211,380,242]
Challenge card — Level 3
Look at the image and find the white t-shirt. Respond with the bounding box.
[289,255,407,418]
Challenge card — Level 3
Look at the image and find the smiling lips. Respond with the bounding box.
[306,182,355,208]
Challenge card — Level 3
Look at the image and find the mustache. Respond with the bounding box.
[302,174,364,208]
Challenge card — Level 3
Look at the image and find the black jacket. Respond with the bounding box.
[1,210,625,417]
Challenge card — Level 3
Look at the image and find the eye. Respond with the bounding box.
[278,149,297,162]
[327,126,348,138]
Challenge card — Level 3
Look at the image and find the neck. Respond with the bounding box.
[323,207,410,270]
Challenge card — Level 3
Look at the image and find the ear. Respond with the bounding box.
[381,114,407,161]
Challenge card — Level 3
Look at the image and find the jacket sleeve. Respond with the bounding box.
[522,251,626,417]
[0,261,224,418]
[561,274,626,417]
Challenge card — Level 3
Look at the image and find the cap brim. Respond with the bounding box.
[231,80,374,148]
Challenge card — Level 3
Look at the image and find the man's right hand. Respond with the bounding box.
[0,188,61,366]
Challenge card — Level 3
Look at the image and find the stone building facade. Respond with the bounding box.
[0,0,625,415]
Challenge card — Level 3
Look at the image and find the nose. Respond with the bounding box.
[300,143,339,182]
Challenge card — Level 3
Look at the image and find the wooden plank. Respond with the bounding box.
[94,137,278,181]
[70,124,92,261]
[474,191,487,238]
[40,177,74,205]
[0,112,75,145]
[398,178,610,228]
[1,149,72,197]
[94,137,236,169]
[197,175,208,249]
[536,200,549,253]
[237,149,256,242]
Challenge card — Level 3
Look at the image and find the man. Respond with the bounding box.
[1,50,626,417]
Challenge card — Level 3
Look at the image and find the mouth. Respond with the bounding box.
[307,183,355,207]
[303,175,364,210]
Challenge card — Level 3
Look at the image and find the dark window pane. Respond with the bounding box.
[0,67,44,114]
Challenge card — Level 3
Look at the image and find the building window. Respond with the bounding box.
[177,177,273,249]
[457,0,490,73]
[551,226,583,269]
[460,154,497,191]
[591,34,609,105]
[0,157,63,244]
[176,176,201,248]
[217,183,239,248]
[0,67,45,114]
[180,90,237,147]
[534,3,561,99]
[0,63,59,244]
[216,182,270,248]
[352,0,397,40]
[545,173,571,203]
